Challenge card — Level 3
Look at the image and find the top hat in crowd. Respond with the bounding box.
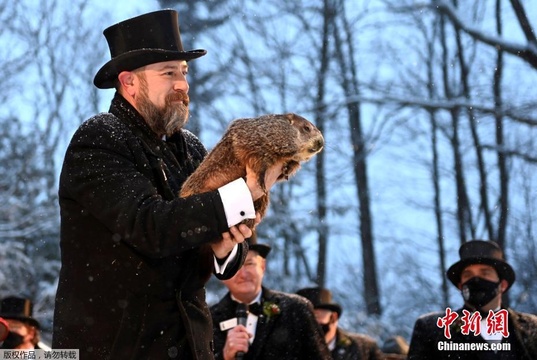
[246,232,271,258]
[0,296,40,329]
[447,240,515,291]
[94,9,207,89]
[296,287,342,317]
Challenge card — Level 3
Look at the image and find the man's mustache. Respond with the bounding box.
[168,91,189,106]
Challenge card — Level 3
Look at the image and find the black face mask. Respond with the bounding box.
[319,323,330,335]
[0,331,24,349]
[461,277,501,308]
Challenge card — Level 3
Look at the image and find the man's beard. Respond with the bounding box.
[136,78,190,137]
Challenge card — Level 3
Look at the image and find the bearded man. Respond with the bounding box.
[52,10,282,360]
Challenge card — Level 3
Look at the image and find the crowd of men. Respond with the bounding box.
[3,238,537,359]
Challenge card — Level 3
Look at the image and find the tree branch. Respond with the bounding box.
[509,0,537,45]
[343,94,537,126]
[431,0,537,69]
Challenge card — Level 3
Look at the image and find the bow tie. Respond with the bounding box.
[234,301,263,316]
[248,302,263,316]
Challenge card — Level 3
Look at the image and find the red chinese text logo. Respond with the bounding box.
[436,308,509,339]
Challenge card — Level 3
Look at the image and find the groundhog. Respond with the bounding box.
[180,113,324,228]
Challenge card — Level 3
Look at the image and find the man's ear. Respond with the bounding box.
[500,279,509,293]
[331,312,339,323]
[24,325,37,342]
[118,71,136,97]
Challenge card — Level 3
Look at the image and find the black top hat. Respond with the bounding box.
[447,240,515,291]
[246,232,271,258]
[0,296,40,329]
[296,287,342,317]
[94,9,207,89]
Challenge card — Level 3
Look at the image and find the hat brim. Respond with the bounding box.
[248,244,271,258]
[447,257,515,291]
[315,304,342,317]
[0,314,40,329]
[94,48,207,89]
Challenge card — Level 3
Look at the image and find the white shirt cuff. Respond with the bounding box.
[214,243,238,274]
[218,178,256,227]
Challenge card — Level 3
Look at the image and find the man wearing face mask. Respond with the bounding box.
[408,240,537,359]
[0,297,44,350]
[296,287,383,360]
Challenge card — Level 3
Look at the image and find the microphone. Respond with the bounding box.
[235,303,248,360]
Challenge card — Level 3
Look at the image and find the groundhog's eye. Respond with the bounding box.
[303,125,311,133]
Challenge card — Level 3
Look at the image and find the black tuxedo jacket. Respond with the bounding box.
[408,307,537,360]
[331,329,384,360]
[211,287,331,359]
[53,93,247,360]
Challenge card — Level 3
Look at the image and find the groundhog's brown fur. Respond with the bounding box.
[180,113,324,228]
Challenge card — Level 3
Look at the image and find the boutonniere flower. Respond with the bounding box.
[337,336,352,347]
[262,301,281,321]
[450,317,464,334]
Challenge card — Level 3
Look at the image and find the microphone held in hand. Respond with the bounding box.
[235,303,248,360]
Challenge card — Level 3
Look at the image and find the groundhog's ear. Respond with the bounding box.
[285,113,296,124]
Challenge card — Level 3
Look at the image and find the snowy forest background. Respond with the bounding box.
[1,0,537,347]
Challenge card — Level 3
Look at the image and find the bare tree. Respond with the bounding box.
[492,0,509,252]
[0,0,117,340]
[331,0,381,315]
[432,0,537,70]
[310,0,333,289]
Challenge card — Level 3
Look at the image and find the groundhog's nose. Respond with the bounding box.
[309,137,324,153]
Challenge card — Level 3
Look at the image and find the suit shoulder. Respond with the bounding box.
[346,331,379,346]
[509,309,537,327]
[180,129,207,159]
[66,114,135,155]
[415,310,445,322]
[79,112,122,130]
[270,290,312,309]
[181,128,202,144]
[337,329,383,359]
[71,113,128,142]
[263,290,315,320]
[410,310,448,336]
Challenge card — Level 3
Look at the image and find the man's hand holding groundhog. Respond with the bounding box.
[211,161,286,259]
[245,161,287,201]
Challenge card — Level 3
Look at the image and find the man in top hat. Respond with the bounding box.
[52,9,283,360]
[296,287,384,360]
[210,234,331,359]
[408,240,537,359]
[0,296,41,349]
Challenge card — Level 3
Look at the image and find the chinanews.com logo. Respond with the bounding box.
[437,341,511,351]
[435,307,511,352]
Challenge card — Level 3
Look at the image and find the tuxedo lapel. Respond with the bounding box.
[220,294,237,318]
[213,293,237,330]
[249,288,279,359]
[450,308,488,346]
